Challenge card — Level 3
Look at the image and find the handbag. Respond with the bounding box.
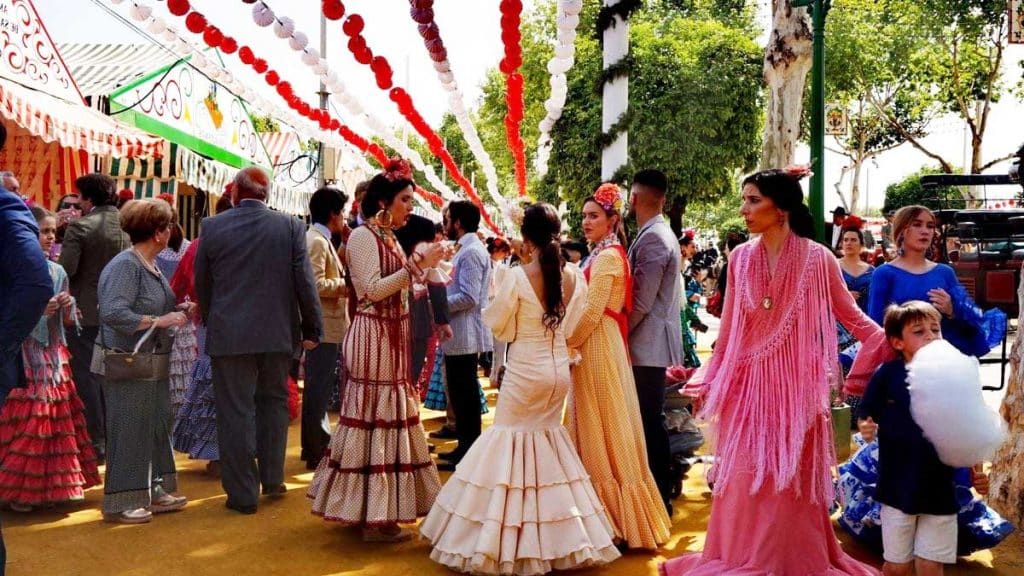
[706,290,723,318]
[101,324,170,382]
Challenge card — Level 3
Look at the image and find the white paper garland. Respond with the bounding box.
[534,0,583,178]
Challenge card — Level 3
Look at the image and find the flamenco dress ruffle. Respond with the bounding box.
[420,424,620,575]
[0,340,100,506]
[168,321,197,419]
[423,347,489,414]
[172,326,218,461]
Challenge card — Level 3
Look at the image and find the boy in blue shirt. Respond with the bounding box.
[859,300,957,576]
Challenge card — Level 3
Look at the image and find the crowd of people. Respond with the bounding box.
[0,118,1016,575]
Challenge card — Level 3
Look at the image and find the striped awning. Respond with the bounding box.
[58,43,180,100]
[0,78,163,159]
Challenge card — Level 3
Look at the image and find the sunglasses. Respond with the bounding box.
[59,201,81,209]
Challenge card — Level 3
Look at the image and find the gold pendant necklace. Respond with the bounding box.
[761,296,773,310]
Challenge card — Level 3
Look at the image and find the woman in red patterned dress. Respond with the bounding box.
[307,159,445,542]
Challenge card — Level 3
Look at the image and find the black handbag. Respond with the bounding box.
[101,324,170,382]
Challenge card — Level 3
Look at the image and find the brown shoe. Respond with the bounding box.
[362,526,413,543]
[262,484,287,498]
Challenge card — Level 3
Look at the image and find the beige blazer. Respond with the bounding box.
[306,227,348,344]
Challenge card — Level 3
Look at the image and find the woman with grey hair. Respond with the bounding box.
[97,198,194,524]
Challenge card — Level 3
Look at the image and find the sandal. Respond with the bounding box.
[105,508,152,524]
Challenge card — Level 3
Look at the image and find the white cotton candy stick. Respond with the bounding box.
[907,340,1007,467]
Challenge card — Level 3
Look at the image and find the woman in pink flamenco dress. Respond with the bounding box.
[661,168,892,576]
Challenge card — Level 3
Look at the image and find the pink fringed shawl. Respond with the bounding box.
[691,233,891,505]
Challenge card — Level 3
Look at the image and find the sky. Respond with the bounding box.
[33,0,1024,213]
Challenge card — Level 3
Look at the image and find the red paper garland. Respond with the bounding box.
[163,4,445,208]
[331,2,498,231]
[499,0,528,197]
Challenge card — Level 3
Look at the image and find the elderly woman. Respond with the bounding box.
[97,199,194,524]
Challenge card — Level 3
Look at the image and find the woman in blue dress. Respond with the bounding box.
[836,227,875,419]
[866,205,990,359]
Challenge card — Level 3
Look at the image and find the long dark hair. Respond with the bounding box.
[521,203,565,332]
[741,169,815,239]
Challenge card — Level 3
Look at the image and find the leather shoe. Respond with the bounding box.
[225,500,257,515]
[428,426,457,439]
[262,484,287,498]
[436,461,458,472]
[436,449,463,463]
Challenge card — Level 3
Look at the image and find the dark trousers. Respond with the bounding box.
[411,336,429,386]
[67,325,104,455]
[445,353,482,459]
[633,365,673,508]
[211,353,291,508]
[301,343,338,464]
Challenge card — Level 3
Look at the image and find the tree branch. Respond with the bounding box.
[980,153,1016,172]
[866,92,953,173]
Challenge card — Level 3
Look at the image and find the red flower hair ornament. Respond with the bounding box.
[383,158,414,183]
[783,164,813,180]
[592,182,624,213]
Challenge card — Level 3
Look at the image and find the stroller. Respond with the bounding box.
[665,366,707,499]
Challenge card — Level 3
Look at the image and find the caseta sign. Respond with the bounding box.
[109,57,271,170]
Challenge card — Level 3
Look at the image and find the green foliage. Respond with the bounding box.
[882,166,967,213]
[251,114,280,134]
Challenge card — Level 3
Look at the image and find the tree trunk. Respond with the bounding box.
[760,2,813,170]
[990,293,1024,527]
[849,158,862,215]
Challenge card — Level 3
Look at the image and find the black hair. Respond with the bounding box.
[561,240,589,260]
[0,123,6,151]
[396,213,437,256]
[447,200,481,234]
[75,173,117,207]
[725,231,747,251]
[521,203,565,332]
[433,221,444,237]
[632,169,668,197]
[215,194,234,214]
[840,226,865,246]
[168,222,184,252]
[361,173,414,219]
[309,186,348,225]
[486,236,511,255]
[679,235,694,247]
[741,169,816,240]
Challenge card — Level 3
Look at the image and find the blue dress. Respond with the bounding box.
[837,266,874,376]
[171,325,218,461]
[867,263,991,357]
[836,435,1015,556]
[423,346,489,414]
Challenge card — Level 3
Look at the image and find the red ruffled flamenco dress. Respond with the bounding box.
[0,265,100,508]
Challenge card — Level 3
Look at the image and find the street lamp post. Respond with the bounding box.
[791,0,830,242]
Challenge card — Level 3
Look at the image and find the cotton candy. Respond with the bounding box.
[907,339,1007,467]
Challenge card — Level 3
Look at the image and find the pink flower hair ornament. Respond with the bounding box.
[383,158,414,183]
[592,182,624,213]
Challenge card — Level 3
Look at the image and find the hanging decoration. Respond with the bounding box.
[534,0,583,179]
[598,0,640,181]
[499,0,528,197]
[112,0,393,205]
[326,2,500,231]
[233,1,458,208]
[406,0,504,211]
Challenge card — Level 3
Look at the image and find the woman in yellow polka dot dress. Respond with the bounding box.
[565,184,672,549]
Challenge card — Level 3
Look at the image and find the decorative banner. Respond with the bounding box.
[0,0,84,102]
[1011,0,1023,44]
[407,0,503,209]
[535,0,582,179]
[110,60,273,169]
[499,0,528,197]
[825,102,848,136]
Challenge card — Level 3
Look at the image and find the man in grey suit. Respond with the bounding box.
[60,173,129,461]
[195,167,322,514]
[626,169,683,514]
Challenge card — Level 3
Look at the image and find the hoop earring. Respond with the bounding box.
[376,209,393,229]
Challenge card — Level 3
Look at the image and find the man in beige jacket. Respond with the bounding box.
[302,187,349,469]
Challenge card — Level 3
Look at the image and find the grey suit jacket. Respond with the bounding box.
[627,215,683,368]
[59,206,129,327]
[195,199,322,357]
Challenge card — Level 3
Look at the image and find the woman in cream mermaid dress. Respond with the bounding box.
[421,203,620,575]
